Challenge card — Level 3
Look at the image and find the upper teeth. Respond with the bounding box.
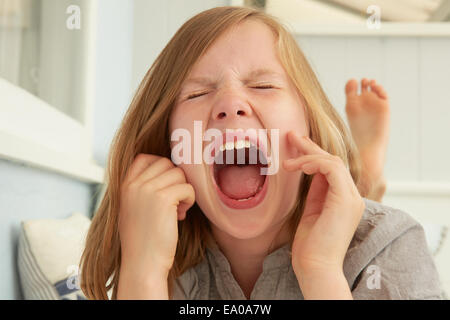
[219,140,252,152]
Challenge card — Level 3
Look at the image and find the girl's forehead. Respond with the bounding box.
[193,21,278,67]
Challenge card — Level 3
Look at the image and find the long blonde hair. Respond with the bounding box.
[80,6,362,300]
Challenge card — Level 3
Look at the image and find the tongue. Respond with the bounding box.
[217,165,265,200]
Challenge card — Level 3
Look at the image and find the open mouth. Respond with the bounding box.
[210,132,269,210]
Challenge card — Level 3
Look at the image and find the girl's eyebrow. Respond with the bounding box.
[183,68,283,87]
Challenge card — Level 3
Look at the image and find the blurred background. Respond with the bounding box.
[1,0,450,299]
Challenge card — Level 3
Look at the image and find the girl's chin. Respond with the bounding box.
[212,219,272,240]
[208,203,277,239]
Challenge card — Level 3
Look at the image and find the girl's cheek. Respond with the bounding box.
[178,163,196,185]
[265,117,307,160]
[179,163,204,183]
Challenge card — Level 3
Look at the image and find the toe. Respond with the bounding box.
[369,79,377,91]
[373,84,388,99]
[345,79,358,97]
[361,78,369,92]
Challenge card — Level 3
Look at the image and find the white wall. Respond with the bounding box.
[93,0,134,167]
[131,0,230,93]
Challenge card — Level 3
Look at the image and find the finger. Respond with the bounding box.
[283,154,331,172]
[134,157,175,186]
[177,202,191,221]
[300,172,329,221]
[159,183,195,220]
[125,153,161,184]
[287,131,328,157]
[145,167,186,191]
[299,157,349,193]
[361,78,369,92]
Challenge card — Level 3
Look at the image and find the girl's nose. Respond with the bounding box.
[210,91,253,121]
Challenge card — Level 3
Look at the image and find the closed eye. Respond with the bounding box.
[187,92,209,100]
[251,84,275,89]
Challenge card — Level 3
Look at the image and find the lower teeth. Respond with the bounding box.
[237,196,253,201]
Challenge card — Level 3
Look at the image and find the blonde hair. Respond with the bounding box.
[80,6,362,300]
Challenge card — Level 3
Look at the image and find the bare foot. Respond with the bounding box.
[345,78,390,202]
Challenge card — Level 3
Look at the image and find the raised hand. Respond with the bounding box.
[283,131,364,277]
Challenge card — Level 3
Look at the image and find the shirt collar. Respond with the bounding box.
[206,241,292,273]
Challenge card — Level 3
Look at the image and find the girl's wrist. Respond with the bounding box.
[117,263,170,299]
[294,264,343,284]
[295,267,353,300]
[120,255,172,278]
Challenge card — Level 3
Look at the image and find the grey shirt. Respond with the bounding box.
[172,198,445,300]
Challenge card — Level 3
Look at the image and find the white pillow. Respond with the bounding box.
[422,223,448,256]
[18,213,91,300]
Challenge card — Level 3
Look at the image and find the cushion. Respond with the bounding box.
[17,212,91,300]
[422,223,448,256]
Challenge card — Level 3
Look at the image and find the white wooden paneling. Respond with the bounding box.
[132,0,229,92]
[298,36,450,182]
[167,0,229,39]
[132,0,169,92]
[383,38,421,180]
[297,36,349,120]
[298,35,450,225]
[383,194,450,226]
[343,37,385,85]
[299,37,386,122]
[419,38,450,181]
